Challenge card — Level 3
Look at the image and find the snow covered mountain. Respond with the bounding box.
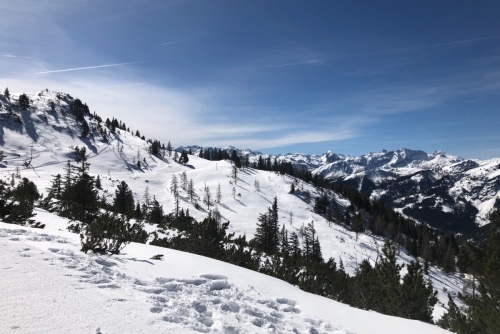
[189,146,500,235]
[0,89,461,332]
[310,149,500,234]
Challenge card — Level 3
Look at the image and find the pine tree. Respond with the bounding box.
[289,232,301,258]
[4,87,10,99]
[188,179,195,202]
[18,93,30,110]
[400,260,437,322]
[180,171,188,190]
[203,186,212,210]
[171,175,179,217]
[373,241,404,317]
[166,141,172,157]
[8,177,40,224]
[216,183,222,203]
[469,211,500,333]
[113,181,135,218]
[59,161,99,225]
[179,150,189,164]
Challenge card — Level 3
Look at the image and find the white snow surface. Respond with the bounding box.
[0,222,452,334]
[0,91,458,333]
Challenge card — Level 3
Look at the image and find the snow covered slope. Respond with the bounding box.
[308,149,500,233]
[0,89,462,329]
[187,144,500,234]
[0,221,452,334]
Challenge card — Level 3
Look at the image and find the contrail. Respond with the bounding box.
[433,35,500,47]
[161,40,184,46]
[35,61,149,74]
[2,54,33,59]
[263,59,321,69]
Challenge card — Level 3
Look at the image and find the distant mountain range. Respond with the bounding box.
[213,147,500,235]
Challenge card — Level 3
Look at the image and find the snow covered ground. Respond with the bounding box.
[0,221,452,334]
[0,91,460,332]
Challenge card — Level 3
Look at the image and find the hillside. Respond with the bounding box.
[0,220,453,334]
[219,147,500,235]
[0,89,463,332]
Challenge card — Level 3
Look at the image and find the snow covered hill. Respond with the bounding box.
[186,144,500,234]
[0,89,461,332]
[0,221,452,334]
[310,149,500,233]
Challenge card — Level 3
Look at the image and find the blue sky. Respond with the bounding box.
[1,1,500,159]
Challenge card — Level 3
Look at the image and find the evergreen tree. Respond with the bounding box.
[80,212,145,254]
[81,119,90,137]
[180,171,188,190]
[4,87,10,99]
[179,150,189,164]
[216,183,222,203]
[18,93,30,110]
[59,161,99,225]
[253,199,279,254]
[113,181,135,218]
[45,174,63,203]
[230,150,241,168]
[399,260,437,322]
[188,179,195,202]
[374,241,404,317]
[166,141,172,157]
[8,177,40,224]
[469,211,500,333]
[171,175,179,217]
[203,186,213,210]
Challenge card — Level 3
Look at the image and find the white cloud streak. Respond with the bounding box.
[433,35,500,47]
[35,61,149,74]
[262,59,323,69]
[161,40,184,46]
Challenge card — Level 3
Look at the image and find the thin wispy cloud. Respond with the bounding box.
[35,61,149,74]
[331,35,500,61]
[1,54,34,59]
[161,40,184,46]
[262,59,323,69]
[433,35,500,47]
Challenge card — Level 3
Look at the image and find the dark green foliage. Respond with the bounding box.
[74,146,87,162]
[349,259,380,310]
[149,140,163,156]
[313,193,329,214]
[146,196,164,225]
[4,87,10,99]
[399,261,438,322]
[18,93,29,110]
[303,221,322,263]
[179,150,189,164]
[230,150,241,168]
[70,98,89,121]
[1,177,40,224]
[80,212,146,254]
[81,119,90,137]
[439,211,500,333]
[59,161,99,224]
[437,294,470,333]
[253,197,279,254]
[113,181,135,219]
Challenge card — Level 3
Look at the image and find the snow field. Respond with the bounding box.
[0,223,451,334]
